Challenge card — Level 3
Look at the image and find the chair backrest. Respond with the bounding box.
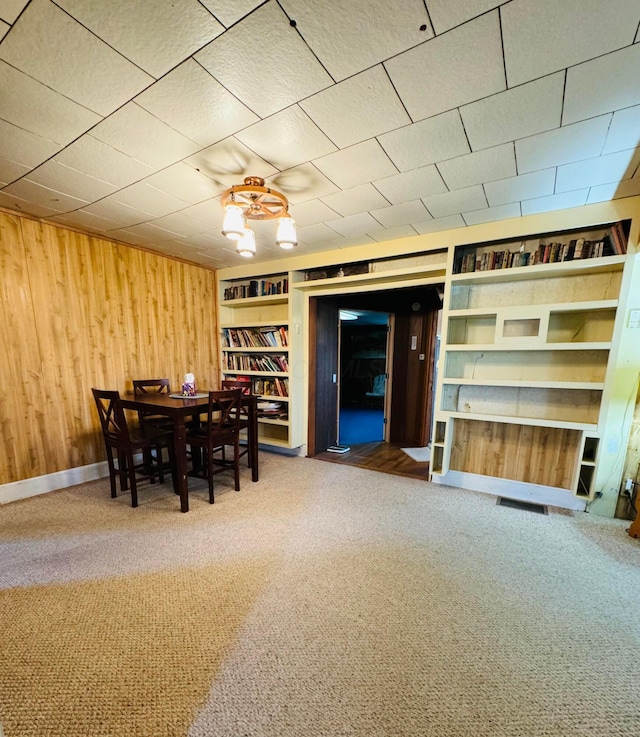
[92,388,131,446]
[206,389,244,434]
[221,379,251,395]
[133,378,171,396]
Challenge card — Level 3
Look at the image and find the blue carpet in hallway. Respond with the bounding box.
[339,407,384,445]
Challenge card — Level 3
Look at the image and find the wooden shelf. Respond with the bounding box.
[441,378,605,390]
[222,293,288,307]
[445,411,598,431]
[222,347,289,353]
[443,341,612,351]
[222,370,288,377]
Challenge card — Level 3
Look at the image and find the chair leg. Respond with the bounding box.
[126,451,138,507]
[106,449,118,498]
[234,439,240,492]
[207,445,214,504]
[117,450,129,491]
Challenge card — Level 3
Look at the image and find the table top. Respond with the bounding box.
[120,392,256,417]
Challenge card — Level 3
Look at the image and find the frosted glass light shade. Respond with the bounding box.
[222,204,245,240]
[276,216,297,249]
[236,227,256,258]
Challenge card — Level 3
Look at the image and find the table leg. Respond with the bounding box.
[173,417,189,513]
[249,400,259,483]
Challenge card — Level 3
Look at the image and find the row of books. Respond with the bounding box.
[223,278,288,301]
[251,377,289,397]
[454,234,623,274]
[222,326,288,348]
[223,353,289,373]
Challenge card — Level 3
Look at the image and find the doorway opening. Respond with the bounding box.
[338,310,390,447]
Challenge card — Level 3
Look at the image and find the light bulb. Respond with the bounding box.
[222,204,245,240]
[276,216,297,249]
[236,227,256,258]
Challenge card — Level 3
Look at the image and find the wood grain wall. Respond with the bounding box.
[0,211,219,485]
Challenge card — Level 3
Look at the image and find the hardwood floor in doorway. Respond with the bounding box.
[311,442,430,481]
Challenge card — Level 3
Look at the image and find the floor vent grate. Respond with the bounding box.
[497,497,548,515]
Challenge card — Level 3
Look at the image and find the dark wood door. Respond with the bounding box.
[308,297,340,454]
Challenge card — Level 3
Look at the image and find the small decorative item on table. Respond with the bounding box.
[181,373,196,397]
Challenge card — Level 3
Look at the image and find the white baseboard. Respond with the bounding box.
[432,470,587,512]
[0,461,110,505]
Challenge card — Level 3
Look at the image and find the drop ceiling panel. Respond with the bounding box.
[0,20,9,40]
[301,66,411,149]
[48,210,117,233]
[563,44,640,125]
[370,200,431,228]
[295,223,345,245]
[177,199,225,229]
[56,0,224,78]
[53,136,154,188]
[515,116,612,174]
[502,0,639,87]
[374,166,447,204]
[0,119,60,168]
[82,198,157,228]
[0,190,59,217]
[198,0,264,28]
[2,178,89,212]
[0,60,101,144]
[196,2,332,118]
[134,60,258,148]
[0,157,29,185]
[602,106,640,154]
[385,11,505,121]
[438,143,516,190]
[143,163,226,204]
[26,161,118,201]
[148,212,214,238]
[288,199,339,227]
[377,110,470,172]
[321,184,389,218]
[313,140,397,191]
[327,212,382,237]
[89,103,200,168]
[266,163,340,204]
[413,214,466,234]
[555,149,640,192]
[423,185,487,219]
[463,202,520,226]
[0,0,28,24]
[521,189,589,216]
[279,0,432,82]
[110,182,190,218]
[427,0,503,34]
[184,138,278,188]
[0,0,153,116]
[587,177,640,203]
[484,169,556,207]
[236,106,337,171]
[460,73,564,151]
[368,224,418,242]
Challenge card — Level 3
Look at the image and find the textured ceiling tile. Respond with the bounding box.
[423,185,487,219]
[602,105,640,154]
[563,44,640,125]
[117,220,184,242]
[515,116,611,174]
[0,19,9,39]
[313,140,397,191]
[373,166,447,204]
[198,0,263,28]
[0,119,60,167]
[0,190,59,217]
[56,0,224,78]
[587,177,640,203]
[327,212,382,237]
[54,135,154,187]
[463,202,520,226]
[236,106,337,171]
[461,73,564,151]
[148,212,213,238]
[300,66,410,149]
[368,224,419,242]
[0,60,101,144]
[369,200,431,228]
[25,161,118,201]
[2,178,90,211]
[297,223,345,245]
[521,189,589,216]
[82,198,156,227]
[280,0,431,81]
[412,213,466,234]
[427,0,503,34]
[143,163,226,204]
[321,184,390,217]
[502,0,639,87]
[89,103,200,168]
[178,199,224,228]
[0,157,29,184]
[267,163,340,205]
[437,143,516,190]
[134,60,258,148]
[288,199,340,227]
[0,0,28,24]
[385,11,505,121]
[184,138,278,189]
[196,2,331,118]
[48,210,116,232]
[0,0,153,116]
[110,182,190,218]
[378,110,469,172]
[556,149,640,192]
[484,169,556,207]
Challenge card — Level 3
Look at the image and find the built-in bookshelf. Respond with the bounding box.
[432,221,630,502]
[222,274,288,301]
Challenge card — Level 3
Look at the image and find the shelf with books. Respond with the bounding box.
[222,274,289,301]
[222,325,288,349]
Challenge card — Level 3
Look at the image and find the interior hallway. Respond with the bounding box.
[312,442,431,482]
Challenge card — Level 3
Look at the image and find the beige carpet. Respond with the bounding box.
[1,453,639,737]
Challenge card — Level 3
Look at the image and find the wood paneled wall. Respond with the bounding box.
[0,211,219,485]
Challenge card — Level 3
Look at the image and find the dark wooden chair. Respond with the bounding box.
[133,378,173,430]
[92,388,173,508]
[186,389,243,503]
[221,379,252,467]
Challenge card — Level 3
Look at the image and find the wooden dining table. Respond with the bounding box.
[120,392,259,512]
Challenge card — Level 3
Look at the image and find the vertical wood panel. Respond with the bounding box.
[0,211,219,485]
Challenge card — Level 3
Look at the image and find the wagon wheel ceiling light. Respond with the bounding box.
[221,176,297,258]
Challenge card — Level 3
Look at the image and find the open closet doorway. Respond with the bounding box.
[338,310,391,447]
